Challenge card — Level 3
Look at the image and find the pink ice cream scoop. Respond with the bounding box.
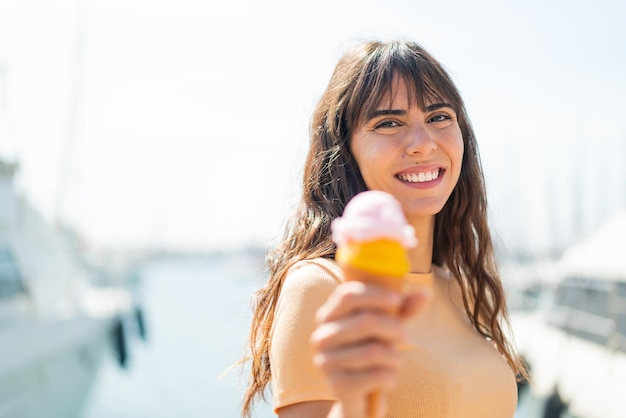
[331,190,417,286]
[332,190,417,247]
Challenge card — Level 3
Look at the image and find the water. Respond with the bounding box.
[81,254,275,418]
[80,254,541,418]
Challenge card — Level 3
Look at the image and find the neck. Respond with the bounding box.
[407,215,435,273]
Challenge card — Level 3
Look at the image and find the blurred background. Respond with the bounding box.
[0,0,625,417]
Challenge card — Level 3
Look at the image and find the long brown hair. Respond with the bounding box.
[240,39,527,417]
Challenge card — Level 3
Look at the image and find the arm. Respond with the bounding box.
[270,261,342,412]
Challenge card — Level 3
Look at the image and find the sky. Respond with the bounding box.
[0,0,625,256]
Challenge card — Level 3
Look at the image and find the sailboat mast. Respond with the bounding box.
[55,0,87,229]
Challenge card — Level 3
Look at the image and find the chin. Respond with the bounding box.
[403,201,447,221]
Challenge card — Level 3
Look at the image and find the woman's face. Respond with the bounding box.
[350,78,464,222]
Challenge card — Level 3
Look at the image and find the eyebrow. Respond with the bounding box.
[369,102,455,119]
[425,103,454,112]
[370,109,407,118]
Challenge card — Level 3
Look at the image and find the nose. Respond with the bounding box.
[405,124,437,155]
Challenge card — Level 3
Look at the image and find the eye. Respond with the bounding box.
[374,119,401,129]
[427,113,452,123]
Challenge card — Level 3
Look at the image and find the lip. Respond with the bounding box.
[395,165,445,189]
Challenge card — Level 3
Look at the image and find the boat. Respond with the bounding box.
[511,210,626,418]
[0,158,145,418]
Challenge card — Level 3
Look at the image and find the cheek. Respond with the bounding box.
[350,147,384,189]
[451,131,464,165]
[447,134,465,182]
[350,138,377,172]
[456,141,465,170]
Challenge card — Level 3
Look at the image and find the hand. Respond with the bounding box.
[310,280,430,418]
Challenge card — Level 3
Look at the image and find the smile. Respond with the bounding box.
[396,169,441,183]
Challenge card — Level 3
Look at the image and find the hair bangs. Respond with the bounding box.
[350,43,455,127]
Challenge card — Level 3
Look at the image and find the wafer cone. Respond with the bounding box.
[336,238,409,291]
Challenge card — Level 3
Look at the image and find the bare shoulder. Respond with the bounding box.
[277,400,334,418]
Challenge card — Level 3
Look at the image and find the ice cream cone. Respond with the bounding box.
[336,238,410,291]
[331,190,419,418]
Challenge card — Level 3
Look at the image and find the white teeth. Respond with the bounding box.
[398,169,440,183]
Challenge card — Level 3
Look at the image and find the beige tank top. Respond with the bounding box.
[270,258,518,417]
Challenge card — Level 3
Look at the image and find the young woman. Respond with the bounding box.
[240,39,528,418]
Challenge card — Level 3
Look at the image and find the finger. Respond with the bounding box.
[315,281,402,324]
[313,339,401,377]
[311,312,406,351]
[325,366,398,398]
